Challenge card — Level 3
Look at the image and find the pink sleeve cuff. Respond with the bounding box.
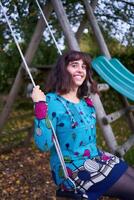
[34,101,48,119]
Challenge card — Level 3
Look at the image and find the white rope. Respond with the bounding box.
[35,0,71,180]
[35,0,76,188]
[50,115,76,189]
[0,1,36,87]
[35,0,62,55]
[1,0,76,189]
[49,120,68,177]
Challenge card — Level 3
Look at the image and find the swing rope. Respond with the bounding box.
[0,1,76,190]
[35,0,62,55]
[34,0,78,188]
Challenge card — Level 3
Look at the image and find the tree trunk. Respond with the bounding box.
[0,2,53,133]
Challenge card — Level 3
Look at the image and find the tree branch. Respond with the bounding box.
[120,0,134,7]
[76,0,98,42]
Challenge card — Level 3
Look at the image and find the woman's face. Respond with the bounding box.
[67,59,87,89]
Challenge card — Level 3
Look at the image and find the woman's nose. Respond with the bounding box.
[77,65,83,72]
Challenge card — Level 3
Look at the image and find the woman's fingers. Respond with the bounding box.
[31,85,46,102]
[33,85,40,91]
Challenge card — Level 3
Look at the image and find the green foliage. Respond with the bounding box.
[80,29,134,112]
[96,0,134,45]
[80,32,100,57]
[0,103,33,150]
[32,42,58,65]
[0,0,133,110]
[0,43,21,92]
[112,46,134,73]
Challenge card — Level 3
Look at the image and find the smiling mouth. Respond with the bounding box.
[74,75,83,79]
[73,75,84,80]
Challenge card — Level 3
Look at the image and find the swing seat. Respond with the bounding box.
[91,56,134,101]
[56,189,88,199]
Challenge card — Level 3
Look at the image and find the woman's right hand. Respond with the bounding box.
[31,85,46,103]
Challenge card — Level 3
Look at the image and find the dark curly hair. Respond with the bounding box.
[45,50,98,98]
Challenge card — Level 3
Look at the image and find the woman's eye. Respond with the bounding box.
[82,65,86,69]
[72,64,77,68]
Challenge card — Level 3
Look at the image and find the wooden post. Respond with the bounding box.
[121,97,134,132]
[76,0,98,42]
[83,0,111,58]
[51,0,80,50]
[51,0,118,152]
[0,2,53,133]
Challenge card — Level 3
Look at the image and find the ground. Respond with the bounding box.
[0,147,56,200]
[0,146,119,200]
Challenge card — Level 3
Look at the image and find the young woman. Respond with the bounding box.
[31,50,134,200]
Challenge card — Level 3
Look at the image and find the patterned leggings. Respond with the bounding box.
[103,166,134,200]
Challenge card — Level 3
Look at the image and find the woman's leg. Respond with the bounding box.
[126,166,134,179]
[104,166,134,200]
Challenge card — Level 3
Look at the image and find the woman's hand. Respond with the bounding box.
[31,85,46,102]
